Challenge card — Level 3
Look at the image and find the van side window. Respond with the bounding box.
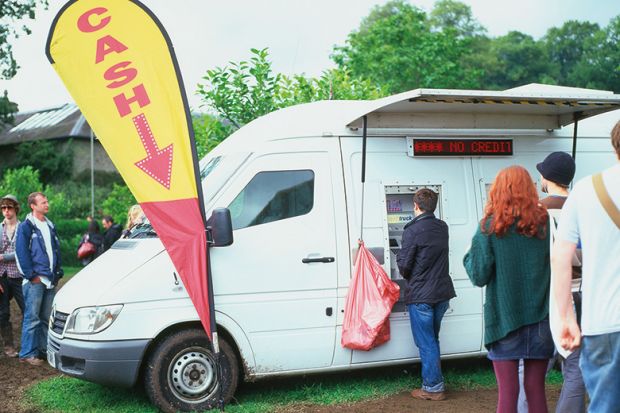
[229,170,314,230]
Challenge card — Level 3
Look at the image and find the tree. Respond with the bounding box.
[429,0,485,38]
[0,89,18,124]
[479,31,557,90]
[569,16,620,92]
[13,139,74,183]
[0,0,48,79]
[543,20,600,86]
[196,48,384,143]
[331,0,482,93]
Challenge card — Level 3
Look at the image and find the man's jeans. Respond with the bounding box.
[580,331,620,413]
[19,282,55,359]
[408,300,450,393]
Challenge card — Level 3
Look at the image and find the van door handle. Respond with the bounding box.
[302,257,335,264]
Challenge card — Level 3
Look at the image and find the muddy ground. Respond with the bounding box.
[284,387,561,413]
[1,288,563,413]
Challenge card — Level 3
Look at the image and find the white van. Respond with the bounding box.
[47,84,620,412]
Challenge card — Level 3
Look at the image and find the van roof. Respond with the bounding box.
[222,84,620,148]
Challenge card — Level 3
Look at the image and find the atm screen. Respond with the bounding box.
[413,139,513,156]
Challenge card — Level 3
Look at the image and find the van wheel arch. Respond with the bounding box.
[141,321,246,378]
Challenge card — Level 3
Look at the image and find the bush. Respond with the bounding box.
[0,166,43,212]
[13,140,73,184]
[101,183,136,225]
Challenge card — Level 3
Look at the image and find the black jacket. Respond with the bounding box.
[396,212,456,304]
[103,224,122,251]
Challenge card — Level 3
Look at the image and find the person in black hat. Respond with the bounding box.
[535,151,586,413]
[536,151,576,209]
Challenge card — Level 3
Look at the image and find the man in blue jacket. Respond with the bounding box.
[397,188,456,401]
[15,192,63,366]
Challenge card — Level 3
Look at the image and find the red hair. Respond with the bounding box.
[481,166,547,238]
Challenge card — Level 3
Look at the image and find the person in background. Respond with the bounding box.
[536,152,584,413]
[77,221,104,266]
[464,166,553,413]
[15,192,63,366]
[121,205,146,239]
[553,121,620,413]
[397,188,456,401]
[0,194,24,358]
[101,215,122,251]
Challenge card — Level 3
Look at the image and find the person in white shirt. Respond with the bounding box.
[15,192,64,366]
[553,120,620,413]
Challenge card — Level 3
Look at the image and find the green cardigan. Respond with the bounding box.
[463,224,550,347]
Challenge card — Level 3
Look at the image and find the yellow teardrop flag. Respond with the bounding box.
[47,0,214,338]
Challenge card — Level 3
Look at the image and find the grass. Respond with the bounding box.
[63,266,81,279]
[25,358,564,413]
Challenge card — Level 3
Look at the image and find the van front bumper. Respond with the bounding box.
[47,333,150,387]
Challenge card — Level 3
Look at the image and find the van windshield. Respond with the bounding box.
[200,152,251,205]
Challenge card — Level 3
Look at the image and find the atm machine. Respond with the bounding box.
[384,184,443,312]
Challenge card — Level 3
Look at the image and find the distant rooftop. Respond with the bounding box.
[0,104,92,146]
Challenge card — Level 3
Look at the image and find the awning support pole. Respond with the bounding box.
[360,115,368,242]
[572,112,582,160]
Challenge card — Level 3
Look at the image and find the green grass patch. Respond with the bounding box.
[63,266,81,278]
[25,358,564,413]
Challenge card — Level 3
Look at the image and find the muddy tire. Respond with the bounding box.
[144,329,239,412]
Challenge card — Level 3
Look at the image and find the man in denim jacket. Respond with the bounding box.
[15,192,63,366]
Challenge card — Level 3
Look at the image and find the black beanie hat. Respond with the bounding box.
[536,152,576,186]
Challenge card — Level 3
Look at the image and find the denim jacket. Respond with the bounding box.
[15,214,64,285]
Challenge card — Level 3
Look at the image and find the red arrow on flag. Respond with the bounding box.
[133,113,173,189]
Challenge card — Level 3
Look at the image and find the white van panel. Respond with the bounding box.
[209,149,340,372]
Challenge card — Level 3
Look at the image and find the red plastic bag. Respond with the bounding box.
[341,241,400,351]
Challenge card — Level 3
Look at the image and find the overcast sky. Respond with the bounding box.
[2,0,619,113]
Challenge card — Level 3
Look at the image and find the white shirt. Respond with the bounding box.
[33,217,54,289]
[557,164,620,336]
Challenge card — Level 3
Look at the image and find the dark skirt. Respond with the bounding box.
[487,318,554,361]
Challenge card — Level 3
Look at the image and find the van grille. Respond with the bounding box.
[51,310,69,335]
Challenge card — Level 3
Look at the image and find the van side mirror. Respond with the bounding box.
[207,208,233,247]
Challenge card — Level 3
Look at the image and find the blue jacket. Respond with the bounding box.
[15,214,64,285]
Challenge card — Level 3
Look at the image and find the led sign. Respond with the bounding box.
[412,139,513,156]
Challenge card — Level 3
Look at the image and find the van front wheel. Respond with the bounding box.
[144,329,239,412]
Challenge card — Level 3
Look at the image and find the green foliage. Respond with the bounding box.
[429,0,485,38]
[0,167,85,266]
[479,31,558,90]
[26,360,563,413]
[56,221,86,268]
[0,0,48,79]
[12,140,74,184]
[197,48,384,140]
[331,0,483,93]
[543,20,600,85]
[0,166,42,211]
[0,89,18,125]
[192,114,232,159]
[566,15,620,92]
[101,183,136,226]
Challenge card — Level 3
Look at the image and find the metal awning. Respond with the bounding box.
[346,84,620,130]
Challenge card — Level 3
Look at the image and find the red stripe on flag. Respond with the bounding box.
[140,198,211,337]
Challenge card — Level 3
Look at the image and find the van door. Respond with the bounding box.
[209,148,340,373]
[338,137,484,365]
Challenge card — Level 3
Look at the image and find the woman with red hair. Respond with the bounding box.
[464,165,553,413]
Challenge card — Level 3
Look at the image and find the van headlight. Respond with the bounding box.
[65,305,123,334]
